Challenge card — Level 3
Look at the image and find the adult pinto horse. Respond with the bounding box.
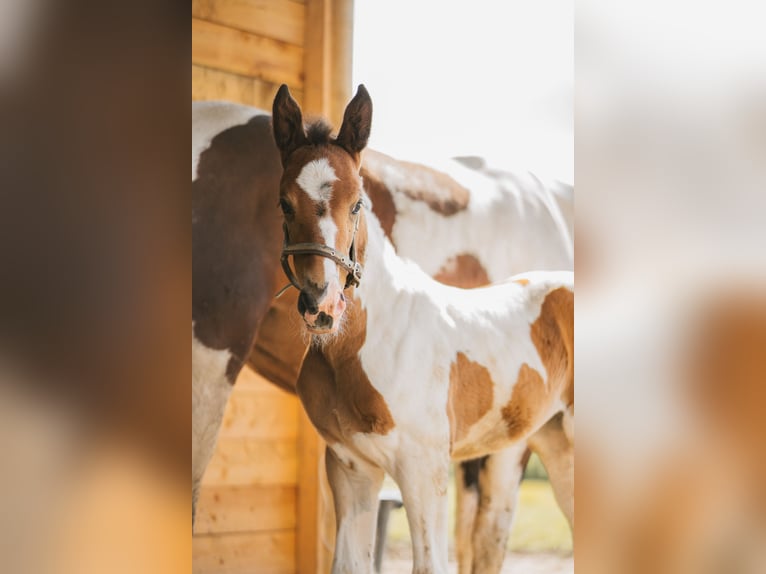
[271,84,574,574]
[192,97,573,570]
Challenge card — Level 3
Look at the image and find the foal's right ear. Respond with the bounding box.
[272,84,307,165]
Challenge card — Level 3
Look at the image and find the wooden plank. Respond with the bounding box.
[302,0,331,118]
[317,448,335,574]
[303,0,353,126]
[195,485,296,535]
[193,531,295,574]
[296,408,330,574]
[218,385,299,440]
[192,18,303,88]
[192,0,305,47]
[202,437,298,487]
[192,66,304,109]
[329,0,354,126]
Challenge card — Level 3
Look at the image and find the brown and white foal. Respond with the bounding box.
[273,85,574,574]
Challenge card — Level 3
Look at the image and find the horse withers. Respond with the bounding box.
[272,84,574,574]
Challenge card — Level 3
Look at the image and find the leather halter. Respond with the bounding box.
[277,212,363,297]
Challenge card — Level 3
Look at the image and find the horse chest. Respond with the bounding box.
[297,349,396,445]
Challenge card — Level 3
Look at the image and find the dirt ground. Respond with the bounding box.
[381,553,574,574]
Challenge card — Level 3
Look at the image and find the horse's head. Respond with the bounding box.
[272,84,372,335]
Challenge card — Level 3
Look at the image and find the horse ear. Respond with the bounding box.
[272,84,307,165]
[336,84,372,161]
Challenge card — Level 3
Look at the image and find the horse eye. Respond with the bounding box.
[351,200,363,214]
[279,198,294,215]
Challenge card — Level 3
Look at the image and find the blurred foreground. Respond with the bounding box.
[577,1,766,572]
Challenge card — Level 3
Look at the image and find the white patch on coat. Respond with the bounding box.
[318,216,339,285]
[192,101,267,181]
[368,153,574,282]
[296,158,337,203]
[192,324,234,487]
[354,213,572,461]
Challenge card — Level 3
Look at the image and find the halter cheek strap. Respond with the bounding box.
[276,214,363,298]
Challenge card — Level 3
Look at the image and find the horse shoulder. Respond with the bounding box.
[297,347,396,443]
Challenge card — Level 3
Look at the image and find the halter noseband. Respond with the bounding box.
[277,213,363,298]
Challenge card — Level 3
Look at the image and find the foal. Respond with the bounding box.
[273,85,574,574]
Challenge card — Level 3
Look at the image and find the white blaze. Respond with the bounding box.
[297,158,341,288]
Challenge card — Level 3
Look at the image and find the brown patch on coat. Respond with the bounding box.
[447,352,495,448]
[361,164,397,242]
[530,287,575,410]
[247,288,307,394]
[498,284,575,440]
[192,114,284,382]
[296,303,395,441]
[501,364,547,439]
[514,278,530,286]
[363,149,470,216]
[433,254,491,289]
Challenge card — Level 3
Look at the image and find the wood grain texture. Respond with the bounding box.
[302,0,353,126]
[193,65,300,108]
[193,18,303,87]
[202,437,298,487]
[193,531,295,574]
[296,408,323,574]
[218,385,299,440]
[195,485,297,534]
[302,0,331,117]
[193,0,305,46]
[329,0,354,126]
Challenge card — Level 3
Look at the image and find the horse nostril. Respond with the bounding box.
[315,312,333,330]
[298,291,319,315]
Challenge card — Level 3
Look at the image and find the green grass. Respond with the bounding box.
[384,459,572,554]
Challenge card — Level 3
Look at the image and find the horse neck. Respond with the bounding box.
[317,210,438,365]
[356,210,433,301]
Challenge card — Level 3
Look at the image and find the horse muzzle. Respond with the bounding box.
[299,283,346,334]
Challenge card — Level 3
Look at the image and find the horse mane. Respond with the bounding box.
[305,119,334,145]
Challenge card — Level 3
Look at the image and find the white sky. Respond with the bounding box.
[352,0,573,182]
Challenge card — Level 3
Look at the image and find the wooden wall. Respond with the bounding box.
[193,368,299,574]
[192,0,354,123]
[192,1,354,572]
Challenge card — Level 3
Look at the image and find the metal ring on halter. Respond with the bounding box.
[276,215,363,298]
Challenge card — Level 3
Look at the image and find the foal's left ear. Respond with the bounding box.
[336,84,372,162]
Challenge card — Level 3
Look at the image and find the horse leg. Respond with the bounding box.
[528,410,574,529]
[393,451,451,574]
[468,443,529,574]
[326,445,384,574]
[455,458,482,573]
[191,341,234,529]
